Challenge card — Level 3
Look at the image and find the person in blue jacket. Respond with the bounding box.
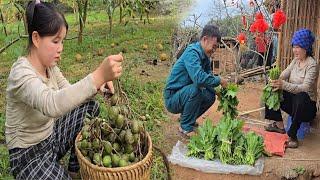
[164,24,227,138]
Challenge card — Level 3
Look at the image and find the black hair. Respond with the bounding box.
[26,0,68,51]
[307,50,313,57]
[200,24,221,43]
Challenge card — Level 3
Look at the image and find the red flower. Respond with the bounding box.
[256,19,269,33]
[237,33,246,44]
[250,22,257,32]
[250,12,269,33]
[273,9,286,29]
[255,12,264,20]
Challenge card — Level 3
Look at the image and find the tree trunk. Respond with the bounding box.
[108,15,112,33]
[147,12,150,24]
[0,8,7,36]
[78,20,83,43]
[77,0,83,43]
[83,0,88,25]
[119,5,123,23]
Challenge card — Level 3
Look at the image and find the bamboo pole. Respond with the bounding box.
[239,107,265,116]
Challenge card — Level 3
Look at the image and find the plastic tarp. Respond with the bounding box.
[168,141,264,175]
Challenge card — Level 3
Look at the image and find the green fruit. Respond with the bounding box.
[122,154,130,162]
[82,125,90,132]
[89,150,94,159]
[82,130,90,139]
[125,144,134,153]
[108,133,117,142]
[81,149,88,156]
[87,142,92,149]
[101,127,111,135]
[118,159,128,167]
[110,106,120,120]
[111,154,120,167]
[121,105,130,116]
[131,120,140,133]
[95,118,103,125]
[102,155,112,167]
[110,95,119,106]
[93,153,102,166]
[129,152,135,162]
[84,117,91,124]
[125,130,134,144]
[102,141,113,155]
[115,114,125,128]
[92,139,100,150]
[133,134,140,144]
[81,140,89,149]
[113,142,121,152]
[138,121,144,132]
[112,106,120,115]
[88,150,94,160]
[119,130,126,142]
[113,128,121,134]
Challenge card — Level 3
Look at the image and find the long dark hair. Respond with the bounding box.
[26,0,68,51]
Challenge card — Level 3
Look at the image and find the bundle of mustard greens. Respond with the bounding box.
[187,118,264,166]
[261,66,283,111]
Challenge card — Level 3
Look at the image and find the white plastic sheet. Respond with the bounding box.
[168,141,264,175]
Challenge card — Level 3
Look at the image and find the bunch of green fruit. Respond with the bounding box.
[77,105,146,168]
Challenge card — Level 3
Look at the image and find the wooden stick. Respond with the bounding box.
[239,116,269,125]
[240,67,264,74]
[239,107,265,116]
[240,66,263,73]
[240,67,269,77]
[244,121,266,126]
[241,70,271,78]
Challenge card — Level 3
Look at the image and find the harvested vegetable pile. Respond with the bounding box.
[261,66,283,111]
[187,83,264,166]
[187,117,264,166]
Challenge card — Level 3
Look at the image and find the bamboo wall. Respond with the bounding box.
[279,0,319,69]
[279,0,320,128]
[212,40,237,74]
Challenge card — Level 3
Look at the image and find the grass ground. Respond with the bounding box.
[0,8,176,179]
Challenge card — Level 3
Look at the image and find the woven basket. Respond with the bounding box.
[75,132,153,180]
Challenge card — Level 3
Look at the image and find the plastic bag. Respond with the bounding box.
[168,141,264,175]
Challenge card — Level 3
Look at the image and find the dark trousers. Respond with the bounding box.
[9,100,100,180]
[265,91,316,140]
[164,85,215,132]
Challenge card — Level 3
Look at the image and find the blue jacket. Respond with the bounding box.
[164,42,221,94]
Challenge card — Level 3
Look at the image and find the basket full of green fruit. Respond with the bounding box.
[75,81,153,180]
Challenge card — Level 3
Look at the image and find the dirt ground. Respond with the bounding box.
[161,80,320,180]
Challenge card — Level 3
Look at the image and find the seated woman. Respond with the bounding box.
[264,28,318,148]
[6,1,123,179]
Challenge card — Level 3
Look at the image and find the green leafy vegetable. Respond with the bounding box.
[187,82,264,166]
[244,131,264,166]
[216,83,239,119]
[261,66,283,111]
[187,119,218,160]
